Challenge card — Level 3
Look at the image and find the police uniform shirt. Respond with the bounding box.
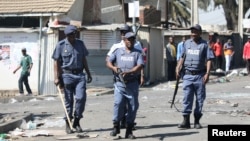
[181,38,214,71]
[107,40,145,56]
[108,47,144,75]
[52,38,89,70]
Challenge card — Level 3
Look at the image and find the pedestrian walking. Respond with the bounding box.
[52,25,92,134]
[106,24,144,129]
[106,32,144,139]
[243,36,250,75]
[13,48,33,96]
[175,24,214,129]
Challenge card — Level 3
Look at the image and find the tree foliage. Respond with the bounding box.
[202,0,250,31]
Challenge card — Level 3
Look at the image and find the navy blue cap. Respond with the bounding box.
[124,32,135,39]
[119,24,130,31]
[64,25,77,35]
[190,24,202,31]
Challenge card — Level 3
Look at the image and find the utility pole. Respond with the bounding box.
[132,0,136,32]
[191,0,198,26]
[238,0,243,39]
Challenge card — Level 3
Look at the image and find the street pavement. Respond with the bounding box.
[0,70,250,141]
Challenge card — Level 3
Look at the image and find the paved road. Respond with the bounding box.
[1,73,250,141]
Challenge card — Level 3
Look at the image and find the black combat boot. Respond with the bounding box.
[120,117,126,129]
[194,114,202,129]
[65,119,73,134]
[73,117,83,133]
[110,122,120,136]
[178,115,191,129]
[125,124,136,139]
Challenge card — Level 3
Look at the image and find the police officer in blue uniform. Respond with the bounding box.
[176,24,214,129]
[106,32,144,139]
[106,24,145,129]
[52,25,92,133]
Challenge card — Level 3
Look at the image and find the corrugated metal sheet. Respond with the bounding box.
[81,31,101,49]
[0,0,75,14]
[80,30,119,50]
[40,31,58,95]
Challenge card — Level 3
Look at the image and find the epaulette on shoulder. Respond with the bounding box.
[59,40,65,45]
[75,38,83,43]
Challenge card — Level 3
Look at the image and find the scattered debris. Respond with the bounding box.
[239,68,248,76]
[226,69,238,77]
[55,133,98,140]
[243,85,250,89]
[207,99,230,104]
[230,103,239,107]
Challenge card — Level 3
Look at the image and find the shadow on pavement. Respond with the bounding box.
[136,123,178,130]
[136,131,199,140]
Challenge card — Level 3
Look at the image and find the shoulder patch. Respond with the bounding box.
[59,40,65,46]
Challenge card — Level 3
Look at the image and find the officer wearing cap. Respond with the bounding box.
[52,25,92,134]
[176,24,214,129]
[106,24,145,60]
[106,32,144,139]
[106,24,145,129]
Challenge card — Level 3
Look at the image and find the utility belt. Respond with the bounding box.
[63,69,83,75]
[185,69,205,75]
[114,77,138,84]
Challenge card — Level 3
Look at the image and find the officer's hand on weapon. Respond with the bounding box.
[87,75,92,83]
[54,78,60,86]
[203,73,209,84]
[175,67,180,79]
[112,67,119,74]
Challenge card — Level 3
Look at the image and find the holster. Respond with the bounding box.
[58,75,64,89]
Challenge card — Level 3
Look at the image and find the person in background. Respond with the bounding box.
[223,39,234,74]
[13,48,33,96]
[243,36,250,75]
[166,36,177,81]
[177,36,186,62]
[52,25,92,134]
[213,38,223,70]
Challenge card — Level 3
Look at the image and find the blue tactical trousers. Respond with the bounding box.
[113,81,139,125]
[182,74,206,116]
[62,73,86,119]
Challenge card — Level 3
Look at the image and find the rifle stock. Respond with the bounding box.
[170,77,179,108]
[134,23,141,36]
[170,53,186,108]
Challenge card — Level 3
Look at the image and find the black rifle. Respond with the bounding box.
[117,68,126,88]
[134,23,141,36]
[170,53,186,109]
